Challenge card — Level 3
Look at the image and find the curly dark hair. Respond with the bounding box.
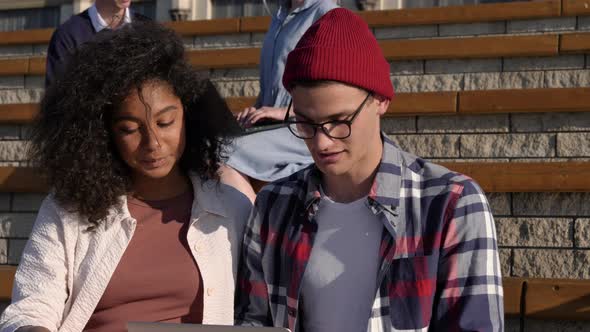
[30,21,241,226]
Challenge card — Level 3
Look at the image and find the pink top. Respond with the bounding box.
[84,190,203,332]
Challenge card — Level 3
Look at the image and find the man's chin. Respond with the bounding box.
[315,162,349,177]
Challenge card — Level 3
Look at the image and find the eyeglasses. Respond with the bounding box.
[284,93,371,140]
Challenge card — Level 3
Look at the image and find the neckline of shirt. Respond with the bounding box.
[127,190,193,210]
[88,3,132,32]
[319,184,367,208]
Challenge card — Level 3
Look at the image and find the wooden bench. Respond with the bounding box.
[1,265,588,324]
[1,87,590,125]
[0,265,15,302]
[2,162,589,194]
[503,277,590,323]
[0,32,569,75]
[0,0,564,47]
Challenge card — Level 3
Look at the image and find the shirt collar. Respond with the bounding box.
[104,174,230,230]
[89,3,132,33]
[303,132,402,218]
[277,0,322,19]
[190,175,232,219]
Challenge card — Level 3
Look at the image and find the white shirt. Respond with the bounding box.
[301,192,383,332]
[88,3,132,32]
[0,176,251,332]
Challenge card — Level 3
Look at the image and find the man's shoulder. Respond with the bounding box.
[396,147,482,197]
[255,166,313,206]
[58,10,92,31]
[51,10,93,43]
[132,12,151,21]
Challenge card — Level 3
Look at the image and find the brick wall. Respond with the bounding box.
[0,10,589,330]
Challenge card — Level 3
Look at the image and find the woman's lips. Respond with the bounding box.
[140,157,167,169]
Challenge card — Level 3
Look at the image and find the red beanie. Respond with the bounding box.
[282,8,394,100]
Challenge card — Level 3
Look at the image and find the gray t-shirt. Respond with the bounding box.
[301,193,383,332]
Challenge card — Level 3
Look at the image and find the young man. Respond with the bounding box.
[45,0,147,87]
[235,8,504,332]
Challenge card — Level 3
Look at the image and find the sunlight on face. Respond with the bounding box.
[290,82,387,178]
[111,80,186,181]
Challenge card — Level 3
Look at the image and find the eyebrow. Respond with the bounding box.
[293,108,355,122]
[113,105,178,122]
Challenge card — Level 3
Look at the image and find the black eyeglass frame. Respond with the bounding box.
[283,92,372,139]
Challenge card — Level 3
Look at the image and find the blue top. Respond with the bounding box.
[257,0,338,108]
[225,0,338,182]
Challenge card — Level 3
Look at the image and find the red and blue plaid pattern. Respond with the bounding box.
[235,134,504,332]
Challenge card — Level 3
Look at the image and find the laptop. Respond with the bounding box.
[240,122,287,135]
[127,322,291,332]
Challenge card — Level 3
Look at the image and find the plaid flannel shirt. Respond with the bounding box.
[235,134,504,332]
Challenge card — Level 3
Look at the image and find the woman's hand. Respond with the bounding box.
[236,106,287,128]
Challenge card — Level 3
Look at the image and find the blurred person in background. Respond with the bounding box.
[221,0,339,202]
[45,0,149,87]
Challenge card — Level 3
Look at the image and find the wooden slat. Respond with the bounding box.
[459,87,590,114]
[525,278,590,321]
[0,0,66,11]
[563,0,590,16]
[358,0,560,27]
[0,268,587,322]
[0,28,53,46]
[382,34,558,61]
[164,18,240,36]
[187,47,261,69]
[0,1,566,46]
[226,93,457,116]
[0,58,29,76]
[0,163,588,193]
[0,103,38,124]
[439,162,590,192]
[504,277,525,317]
[0,93,456,124]
[2,87,589,125]
[28,56,46,75]
[387,91,457,116]
[0,167,47,193]
[2,34,562,75]
[239,16,272,33]
[0,265,16,302]
[560,32,590,53]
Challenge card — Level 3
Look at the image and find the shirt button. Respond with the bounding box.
[207,288,214,296]
[194,244,201,252]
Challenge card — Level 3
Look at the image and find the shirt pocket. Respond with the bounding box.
[387,254,439,330]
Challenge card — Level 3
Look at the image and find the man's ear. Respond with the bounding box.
[373,95,390,116]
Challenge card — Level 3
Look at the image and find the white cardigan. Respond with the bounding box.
[0,176,252,332]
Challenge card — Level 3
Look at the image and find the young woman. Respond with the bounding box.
[0,21,251,332]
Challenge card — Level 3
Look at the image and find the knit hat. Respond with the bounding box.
[282,8,394,100]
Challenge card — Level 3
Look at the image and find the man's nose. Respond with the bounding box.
[311,127,334,151]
